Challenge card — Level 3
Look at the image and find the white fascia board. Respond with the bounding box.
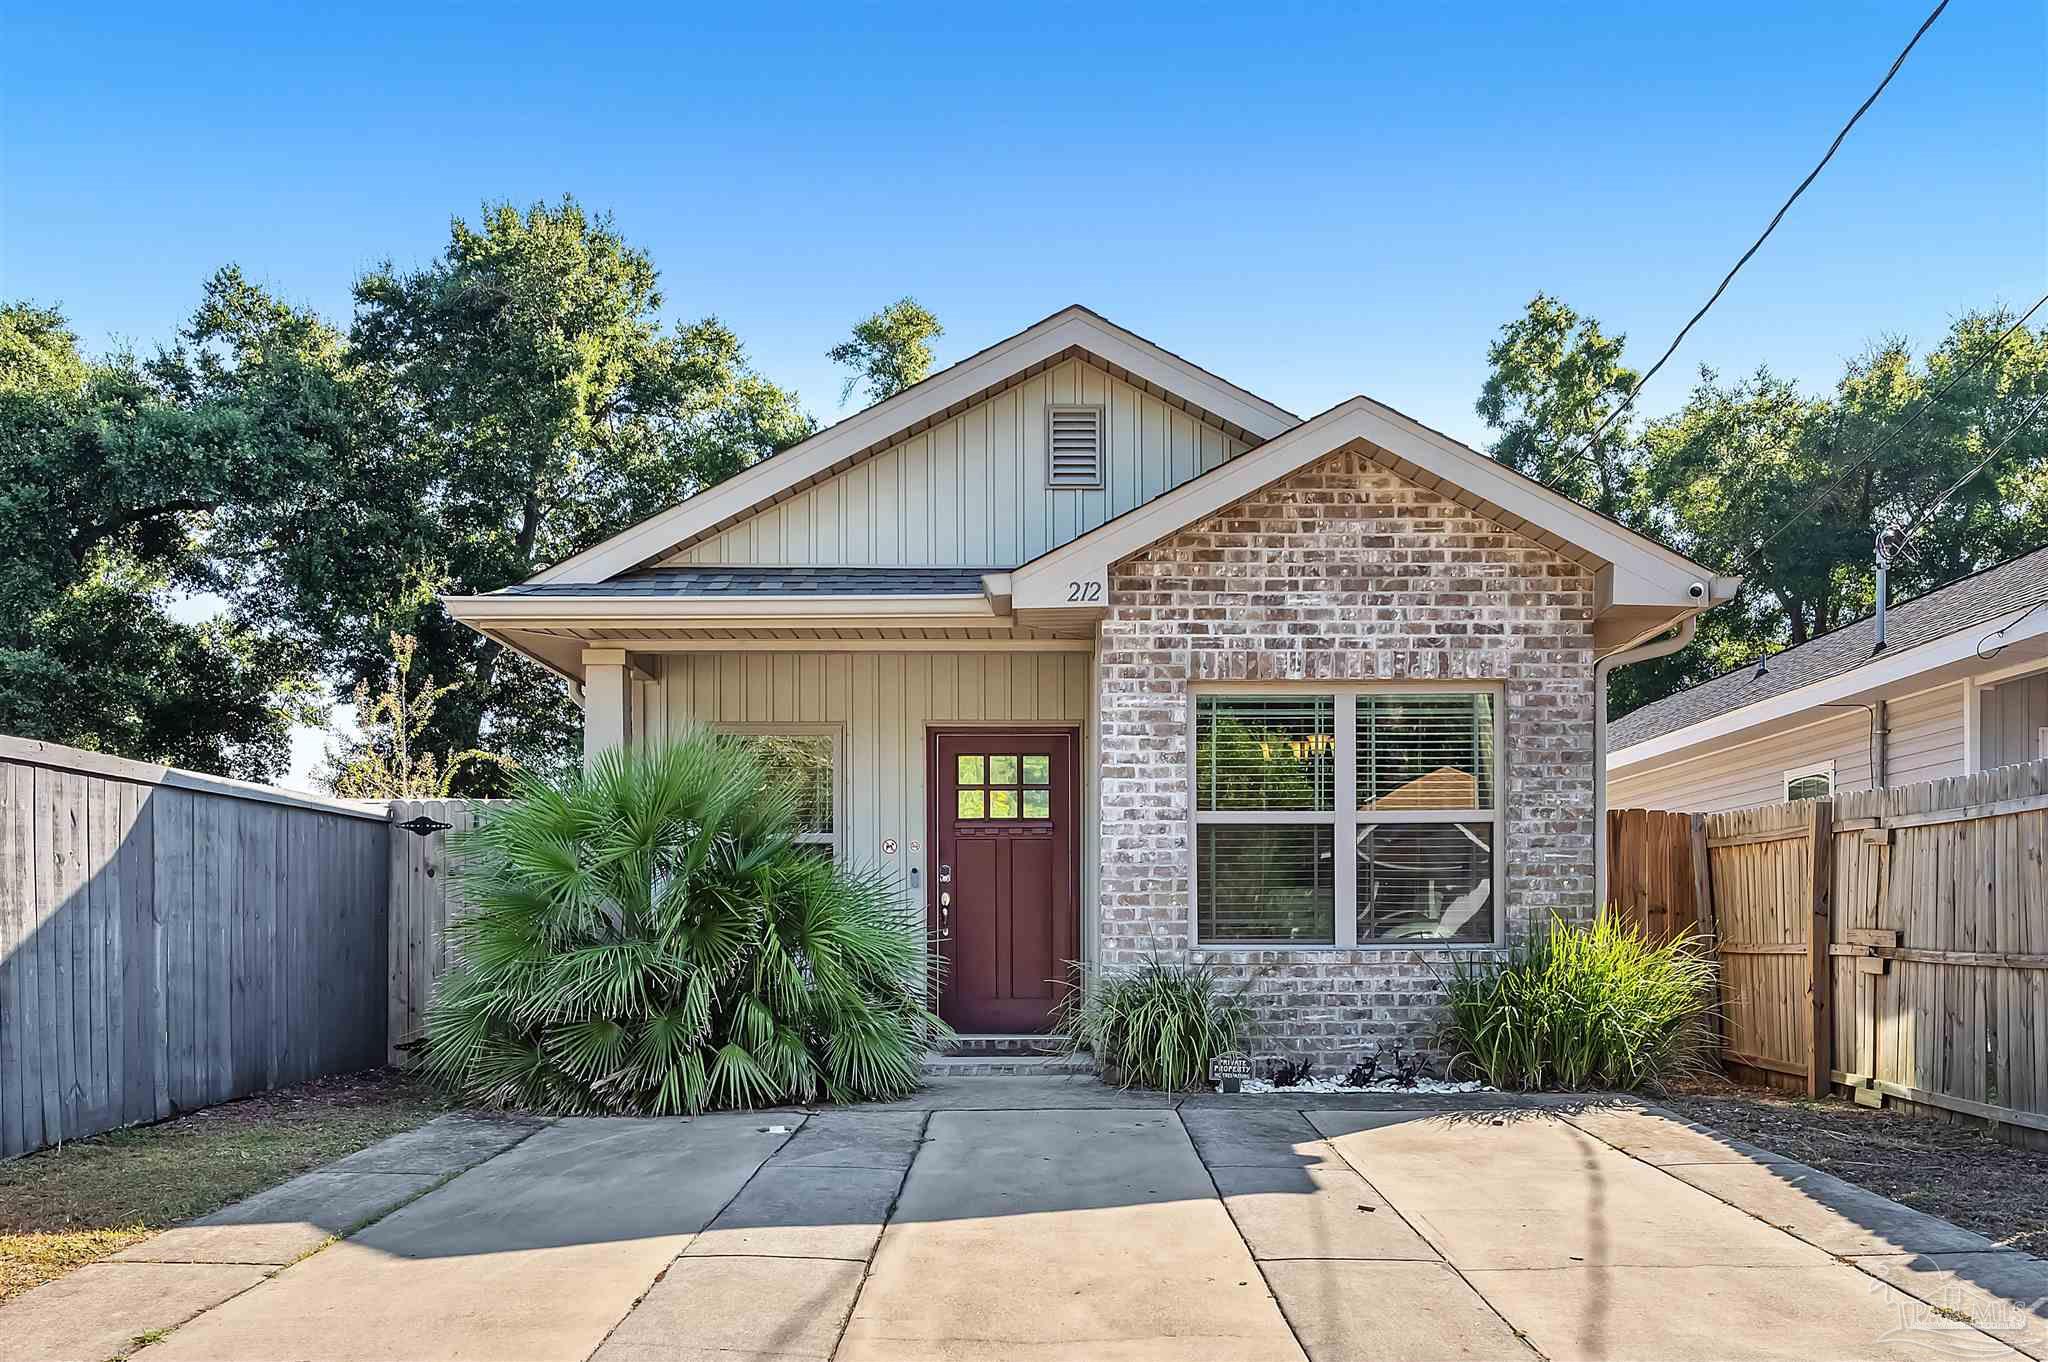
[1607,605,2048,772]
[528,308,1298,586]
[1011,397,1719,610]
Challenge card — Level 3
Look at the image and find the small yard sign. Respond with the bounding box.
[1208,1051,1252,1093]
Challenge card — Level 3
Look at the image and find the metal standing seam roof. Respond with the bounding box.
[488,566,999,598]
[1610,545,2048,751]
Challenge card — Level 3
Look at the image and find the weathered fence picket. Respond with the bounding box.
[0,737,389,1158]
[1612,754,2048,1146]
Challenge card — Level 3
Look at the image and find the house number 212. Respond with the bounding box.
[1065,580,1103,602]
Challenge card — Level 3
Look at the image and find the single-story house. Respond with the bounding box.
[1610,545,2048,814]
[446,306,1734,1061]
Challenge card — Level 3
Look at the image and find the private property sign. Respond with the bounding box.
[1208,1051,1251,1093]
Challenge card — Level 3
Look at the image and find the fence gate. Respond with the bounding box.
[1702,799,1833,1096]
[386,799,490,1065]
[1829,761,2048,1136]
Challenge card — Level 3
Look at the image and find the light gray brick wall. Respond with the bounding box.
[1095,446,1599,1070]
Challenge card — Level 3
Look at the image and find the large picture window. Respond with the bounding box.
[1192,688,1500,947]
[720,728,839,859]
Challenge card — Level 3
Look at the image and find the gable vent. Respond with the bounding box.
[1047,405,1105,488]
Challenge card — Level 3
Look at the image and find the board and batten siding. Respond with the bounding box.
[1607,680,1969,814]
[663,359,1252,569]
[635,651,1094,932]
[1983,669,2048,769]
[0,738,388,1158]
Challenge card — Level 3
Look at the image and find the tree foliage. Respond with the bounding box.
[328,633,511,799]
[2,197,834,785]
[0,298,322,777]
[828,296,944,405]
[1477,294,2048,717]
[422,730,946,1113]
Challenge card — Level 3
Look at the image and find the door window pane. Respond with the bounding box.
[1356,822,1492,944]
[1196,697,1335,812]
[989,755,1019,785]
[1021,788,1050,819]
[1196,824,1335,943]
[1022,755,1050,785]
[957,755,984,785]
[989,789,1019,818]
[957,789,985,819]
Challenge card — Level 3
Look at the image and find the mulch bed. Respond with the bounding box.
[1659,1073,2048,1255]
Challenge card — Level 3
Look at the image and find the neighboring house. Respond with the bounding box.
[446,307,1731,1061]
[1610,545,2048,815]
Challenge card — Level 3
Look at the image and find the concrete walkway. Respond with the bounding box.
[3,1080,2044,1362]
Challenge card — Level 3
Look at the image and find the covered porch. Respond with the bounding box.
[444,568,1103,1037]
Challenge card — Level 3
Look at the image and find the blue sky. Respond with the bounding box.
[5,1,2043,451]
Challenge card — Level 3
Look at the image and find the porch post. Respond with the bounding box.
[581,648,640,766]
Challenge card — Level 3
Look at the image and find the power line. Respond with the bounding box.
[1889,387,2048,552]
[1737,288,2048,575]
[1564,0,1950,469]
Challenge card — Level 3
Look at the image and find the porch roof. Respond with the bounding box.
[493,566,997,598]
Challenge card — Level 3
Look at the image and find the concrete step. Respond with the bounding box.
[922,1051,1096,1077]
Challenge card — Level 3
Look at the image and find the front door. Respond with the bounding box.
[929,729,1078,1033]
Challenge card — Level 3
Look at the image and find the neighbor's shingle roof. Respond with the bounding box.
[1611,545,2048,751]
[490,566,995,597]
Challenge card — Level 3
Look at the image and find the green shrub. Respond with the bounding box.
[1439,912,1718,1092]
[422,730,945,1114]
[1057,959,1252,1091]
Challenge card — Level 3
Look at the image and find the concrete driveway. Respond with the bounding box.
[4,1077,2044,1362]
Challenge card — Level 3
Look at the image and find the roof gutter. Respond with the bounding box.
[1594,613,1699,912]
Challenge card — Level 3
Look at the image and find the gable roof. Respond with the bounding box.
[1611,545,2048,752]
[1004,394,1736,646]
[527,306,1299,586]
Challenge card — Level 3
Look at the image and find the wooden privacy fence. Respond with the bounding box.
[1613,755,2048,1145]
[1699,799,1832,1094]
[387,799,495,1066]
[1606,807,1709,945]
[0,738,389,1159]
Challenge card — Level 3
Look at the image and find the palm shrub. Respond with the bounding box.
[1439,911,1719,1092]
[422,730,945,1114]
[1057,958,1253,1091]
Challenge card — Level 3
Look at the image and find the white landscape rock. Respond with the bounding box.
[1228,1077,1489,1096]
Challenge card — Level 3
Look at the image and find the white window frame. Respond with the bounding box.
[1782,759,1835,801]
[716,723,844,860]
[1188,681,1504,950]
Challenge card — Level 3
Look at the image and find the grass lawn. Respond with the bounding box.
[0,1069,455,1303]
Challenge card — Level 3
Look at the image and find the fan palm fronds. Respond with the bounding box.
[422,729,945,1114]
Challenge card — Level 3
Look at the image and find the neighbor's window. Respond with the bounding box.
[1782,761,1833,802]
[1193,689,1499,947]
[723,730,838,858]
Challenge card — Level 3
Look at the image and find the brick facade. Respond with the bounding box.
[1094,445,1599,1069]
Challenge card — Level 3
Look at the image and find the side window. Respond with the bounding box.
[1783,761,1834,802]
[725,731,838,858]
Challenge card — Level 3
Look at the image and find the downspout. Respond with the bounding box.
[1593,614,1699,913]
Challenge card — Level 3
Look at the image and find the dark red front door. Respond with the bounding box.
[929,730,1078,1033]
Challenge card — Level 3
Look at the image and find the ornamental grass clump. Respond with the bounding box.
[422,730,945,1114]
[1057,958,1253,1091]
[1439,912,1718,1092]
